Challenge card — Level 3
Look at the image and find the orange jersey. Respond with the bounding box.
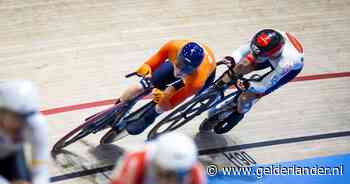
[144,40,216,110]
[111,150,207,184]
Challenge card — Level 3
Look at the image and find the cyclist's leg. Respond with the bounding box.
[199,91,237,131]
[208,93,237,120]
[210,71,270,134]
[149,61,179,90]
[126,104,159,135]
[237,68,302,114]
[236,92,260,114]
[210,92,256,133]
[0,147,31,182]
[120,60,178,101]
[120,82,145,103]
[126,61,179,135]
[221,68,303,133]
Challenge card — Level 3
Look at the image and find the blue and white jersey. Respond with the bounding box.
[231,31,304,94]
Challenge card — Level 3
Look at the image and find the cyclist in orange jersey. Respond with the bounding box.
[120,40,216,135]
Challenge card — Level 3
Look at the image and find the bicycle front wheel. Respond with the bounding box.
[52,105,119,153]
[147,89,222,140]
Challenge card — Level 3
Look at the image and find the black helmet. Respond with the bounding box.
[250,29,285,58]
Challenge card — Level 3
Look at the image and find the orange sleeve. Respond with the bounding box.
[168,59,213,106]
[144,41,173,71]
[156,72,206,111]
[190,163,207,184]
[156,42,216,111]
[159,56,215,110]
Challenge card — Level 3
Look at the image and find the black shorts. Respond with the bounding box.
[0,147,31,182]
[150,60,216,93]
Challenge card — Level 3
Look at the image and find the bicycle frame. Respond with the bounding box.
[110,73,155,127]
[147,59,262,139]
[52,72,156,152]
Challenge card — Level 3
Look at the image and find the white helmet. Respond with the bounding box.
[0,80,40,116]
[153,132,198,171]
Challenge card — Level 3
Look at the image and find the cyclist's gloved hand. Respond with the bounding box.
[136,64,152,77]
[152,88,164,103]
[222,56,236,66]
[236,79,250,91]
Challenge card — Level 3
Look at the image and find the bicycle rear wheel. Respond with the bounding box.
[147,88,222,140]
[52,105,119,153]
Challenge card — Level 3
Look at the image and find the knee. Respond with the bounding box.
[237,93,258,113]
[237,101,252,114]
[120,83,144,102]
[239,94,249,102]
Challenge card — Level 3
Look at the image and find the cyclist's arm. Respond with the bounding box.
[233,53,256,75]
[158,82,201,111]
[158,71,209,111]
[26,114,49,184]
[247,59,296,94]
[157,51,215,111]
[219,54,255,85]
[217,43,253,84]
[144,41,173,71]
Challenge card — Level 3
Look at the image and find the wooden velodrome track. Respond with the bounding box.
[1,0,350,183]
